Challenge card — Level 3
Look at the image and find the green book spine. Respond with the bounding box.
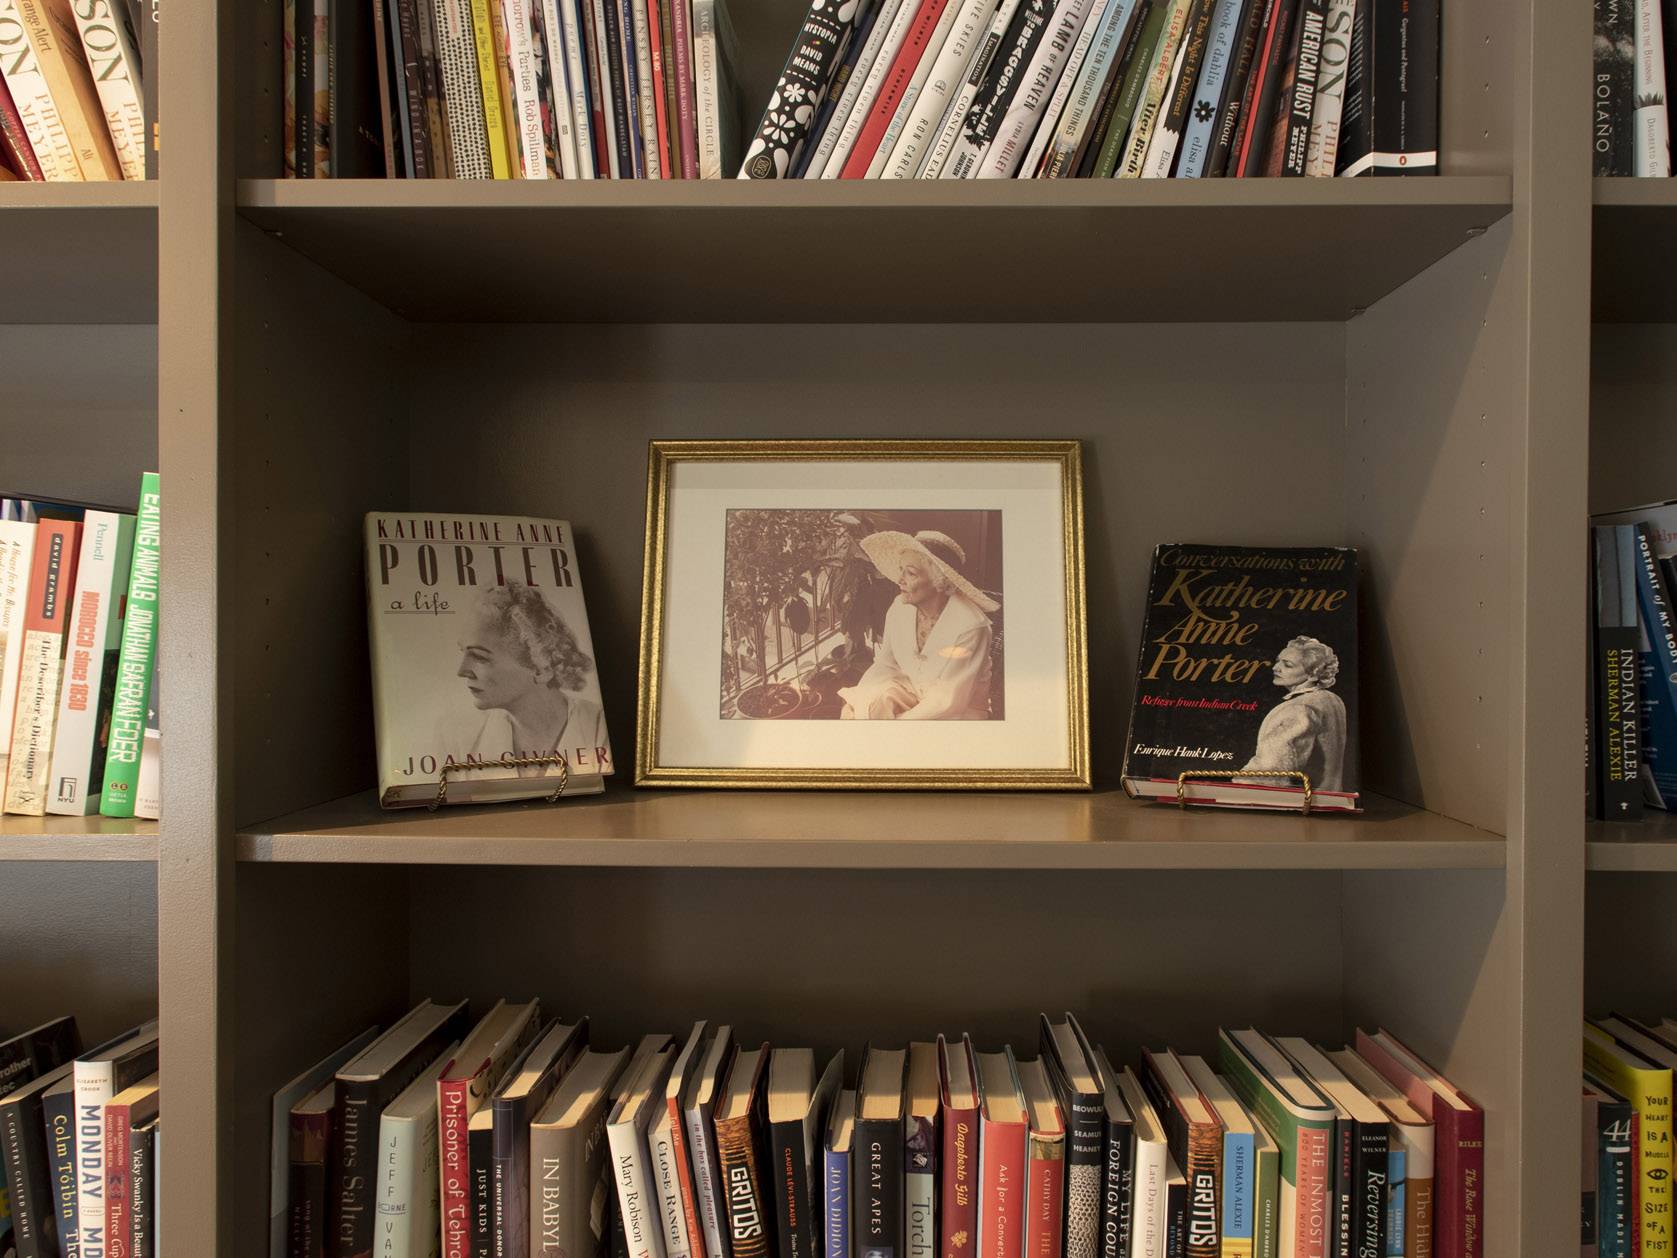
[1092,0,1169,175]
[1253,1138,1279,1258]
[99,473,160,819]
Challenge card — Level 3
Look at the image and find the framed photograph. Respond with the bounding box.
[636,440,1089,789]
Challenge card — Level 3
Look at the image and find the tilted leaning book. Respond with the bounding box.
[1122,544,1359,812]
[364,513,614,808]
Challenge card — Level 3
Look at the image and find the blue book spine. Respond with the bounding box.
[824,1145,849,1258]
[1221,1129,1254,1250]
[1384,1149,1405,1258]
[1600,1100,1634,1258]
[619,0,647,174]
[1632,522,1677,807]
[1175,0,1247,175]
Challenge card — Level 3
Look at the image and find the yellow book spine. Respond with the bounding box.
[1585,1031,1674,1258]
[468,0,512,178]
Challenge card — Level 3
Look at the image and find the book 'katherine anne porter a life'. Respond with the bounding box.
[1121,543,1360,812]
[364,513,614,808]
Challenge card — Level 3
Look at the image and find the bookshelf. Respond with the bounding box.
[0,0,1595,1254]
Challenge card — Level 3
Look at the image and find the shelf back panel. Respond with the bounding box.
[1590,323,1677,515]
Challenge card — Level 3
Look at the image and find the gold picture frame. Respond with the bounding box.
[635,439,1090,790]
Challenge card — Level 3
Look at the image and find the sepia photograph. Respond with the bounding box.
[719,508,1004,721]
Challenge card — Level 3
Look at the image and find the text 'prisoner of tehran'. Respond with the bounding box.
[1238,635,1347,792]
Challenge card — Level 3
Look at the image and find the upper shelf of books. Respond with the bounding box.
[236,787,1506,868]
[0,183,157,324]
[237,176,1510,322]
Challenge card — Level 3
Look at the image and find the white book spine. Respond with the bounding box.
[631,0,663,176]
[906,1166,935,1258]
[590,0,624,175]
[1009,0,1101,176]
[609,1120,669,1258]
[0,520,34,770]
[537,0,581,176]
[819,0,918,176]
[436,0,494,177]
[68,0,146,179]
[1132,1144,1167,1258]
[46,512,133,816]
[133,702,159,819]
[0,0,81,179]
[553,0,597,174]
[503,0,551,176]
[865,0,964,175]
[1138,26,1189,175]
[917,0,1022,175]
[1040,0,1133,175]
[1117,0,1189,176]
[1637,0,1672,175]
[649,1111,693,1258]
[4,599,65,817]
[683,1106,730,1258]
[1303,0,1353,175]
[74,1060,117,1258]
[377,1111,444,1258]
[692,0,720,176]
[806,0,908,175]
[881,0,998,175]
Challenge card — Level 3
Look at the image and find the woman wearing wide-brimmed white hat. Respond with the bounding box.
[837,529,999,721]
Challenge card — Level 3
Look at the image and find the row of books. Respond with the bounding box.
[0,1015,161,1258]
[1592,0,1674,176]
[0,0,155,181]
[271,1005,1484,1258]
[740,0,1439,180]
[0,479,161,821]
[1582,1014,1677,1258]
[1587,502,1677,820]
[281,0,745,178]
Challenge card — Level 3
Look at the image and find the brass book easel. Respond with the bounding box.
[1175,770,1313,814]
[429,753,572,811]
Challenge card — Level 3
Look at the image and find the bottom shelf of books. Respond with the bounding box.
[233,861,1515,1256]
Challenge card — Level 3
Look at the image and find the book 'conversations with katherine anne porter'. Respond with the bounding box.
[363,512,614,808]
[1121,543,1360,812]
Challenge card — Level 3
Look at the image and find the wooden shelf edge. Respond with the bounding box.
[0,182,159,211]
[235,790,1505,870]
[1593,177,1677,207]
[0,827,159,862]
[1587,816,1677,870]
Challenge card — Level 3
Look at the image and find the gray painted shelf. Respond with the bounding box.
[0,182,157,324]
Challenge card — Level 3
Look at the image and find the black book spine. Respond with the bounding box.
[1273,0,1325,175]
[1588,536,1599,821]
[1063,1094,1106,1258]
[3,1095,53,1258]
[1598,1097,1633,1256]
[1164,1175,1186,1258]
[1594,525,1644,821]
[1330,1117,1351,1258]
[331,1082,384,1257]
[1205,0,1265,174]
[598,0,636,176]
[295,0,315,175]
[1075,0,1154,176]
[772,1118,816,1258]
[1101,1119,1135,1258]
[953,0,1054,175]
[395,0,434,175]
[853,1117,903,1258]
[1594,0,1635,174]
[471,1121,497,1255]
[1350,1121,1386,1258]
[328,0,385,174]
[141,0,158,176]
[1150,0,1216,176]
[289,1153,328,1258]
[492,1100,519,1258]
[41,1090,76,1258]
[790,0,879,177]
[1332,0,1367,171]
[1233,0,1296,174]
[129,1125,153,1258]
[1372,0,1436,173]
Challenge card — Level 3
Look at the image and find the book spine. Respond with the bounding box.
[309,0,329,172]
[597,0,633,174]
[1595,0,1634,174]
[1173,0,1243,175]
[1138,0,1213,175]
[1164,1174,1186,1258]
[0,0,81,179]
[1252,1141,1278,1258]
[941,1106,979,1258]
[1230,0,1293,174]
[583,0,615,173]
[14,0,122,176]
[824,0,921,175]
[666,1101,706,1258]
[884,0,978,175]
[1600,1100,1633,1258]
[768,1123,804,1258]
[468,0,513,174]
[1203,0,1261,171]
[1300,0,1348,172]
[550,0,594,173]
[685,1106,732,1258]
[906,1115,936,1258]
[715,1116,768,1258]
[5,520,79,816]
[139,0,154,175]
[1181,1121,1219,1258]
[73,1062,115,1258]
[1024,1136,1064,1258]
[1631,523,1677,807]
[1099,1121,1132,1258]
[1016,0,1102,175]
[914,0,1005,177]
[853,1117,903,1258]
[940,0,1050,176]
[46,513,132,816]
[491,1101,521,1258]
[629,0,662,175]
[646,0,673,174]
[415,0,450,173]
[66,0,145,178]
[1219,1132,1252,1258]
[1331,1120,1351,1258]
[470,1120,496,1255]
[615,0,644,173]
[979,1121,1027,1258]
[393,0,432,174]
[292,1109,331,1258]
[437,0,490,174]
[804,0,900,173]
[844,0,955,177]
[1088,0,1161,175]
[333,1082,383,1258]
[1264,0,1323,175]
[371,0,401,174]
[43,1086,78,1258]
[979,0,1096,177]
[612,1121,669,1258]
[1435,1106,1483,1258]
[102,1105,132,1258]
[3,1096,48,1258]
[127,1126,151,1258]
[99,475,158,819]
[439,1078,474,1258]
[1294,1124,1332,1258]
[1350,1123,1386,1258]
[292,0,313,174]
[668,0,696,174]
[0,66,42,176]
[1115,0,1190,175]
[824,1144,849,1258]
[131,675,158,821]
[500,0,546,173]
[1596,526,1644,821]
[652,1123,693,1258]
[1383,1147,1403,1258]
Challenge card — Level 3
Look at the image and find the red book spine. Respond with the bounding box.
[1023,1141,1062,1258]
[1435,1102,1485,1258]
[438,1075,475,1258]
[645,0,672,175]
[940,1104,979,1258]
[668,0,696,176]
[838,0,951,177]
[106,1103,134,1258]
[979,1119,1027,1258]
[668,1096,707,1258]
[0,73,41,179]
